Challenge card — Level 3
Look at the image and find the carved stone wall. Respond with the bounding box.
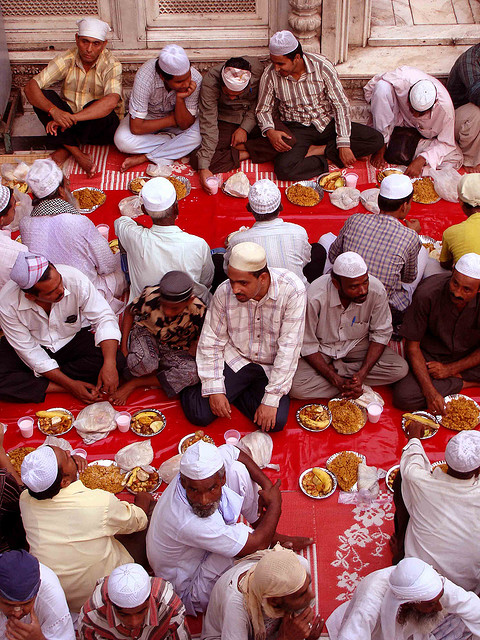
[288,0,321,52]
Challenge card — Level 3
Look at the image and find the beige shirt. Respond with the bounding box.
[20,481,148,612]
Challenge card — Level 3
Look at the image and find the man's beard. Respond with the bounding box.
[397,604,447,634]
[191,500,220,518]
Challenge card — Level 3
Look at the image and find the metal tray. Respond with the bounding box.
[401,411,439,439]
[72,187,106,214]
[296,404,332,432]
[286,180,324,206]
[299,467,337,500]
[385,464,400,493]
[328,398,367,435]
[326,450,366,492]
[178,432,215,454]
[317,172,346,192]
[441,394,480,430]
[130,409,166,437]
[37,407,74,436]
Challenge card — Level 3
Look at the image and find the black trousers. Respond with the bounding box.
[273,119,384,181]
[0,328,126,404]
[34,90,119,148]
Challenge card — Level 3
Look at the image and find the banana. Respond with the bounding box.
[402,413,438,428]
[312,467,333,492]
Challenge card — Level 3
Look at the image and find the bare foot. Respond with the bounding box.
[66,145,97,178]
[120,154,148,172]
[50,147,71,167]
[464,164,480,174]
[370,145,387,169]
[239,150,250,161]
[275,533,313,552]
[110,381,137,406]
[461,380,480,389]
[306,144,326,158]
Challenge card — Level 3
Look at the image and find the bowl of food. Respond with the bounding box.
[326,450,366,492]
[328,399,367,435]
[299,467,337,499]
[129,176,151,194]
[401,411,439,439]
[376,168,404,184]
[286,181,324,207]
[8,446,36,475]
[317,171,346,192]
[124,466,161,493]
[72,187,107,213]
[386,464,400,493]
[431,460,448,474]
[441,395,480,431]
[80,460,126,493]
[167,176,191,201]
[3,179,28,193]
[36,408,74,436]
[179,431,215,454]
[130,409,166,437]
[296,404,331,432]
[411,177,440,204]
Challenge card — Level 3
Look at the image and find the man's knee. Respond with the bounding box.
[392,375,424,410]
[273,151,297,181]
[371,79,395,102]
[180,385,216,427]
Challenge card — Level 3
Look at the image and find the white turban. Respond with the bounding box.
[21,446,58,493]
[221,66,252,92]
[179,441,224,480]
[0,185,11,213]
[10,252,49,290]
[332,252,367,278]
[229,242,267,272]
[445,431,480,473]
[409,79,437,112]
[269,31,299,56]
[455,253,480,280]
[77,17,111,41]
[158,44,190,76]
[140,177,176,214]
[26,159,64,199]
[108,564,151,609]
[458,174,480,207]
[248,179,281,215]
[381,558,443,640]
[379,174,413,200]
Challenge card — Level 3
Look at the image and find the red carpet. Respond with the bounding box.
[3,146,474,620]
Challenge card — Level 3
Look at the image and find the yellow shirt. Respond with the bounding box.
[20,481,147,612]
[34,47,123,117]
[440,211,480,264]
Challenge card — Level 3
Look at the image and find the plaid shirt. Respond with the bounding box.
[447,44,480,109]
[256,52,351,146]
[197,268,306,407]
[78,576,190,640]
[34,47,123,116]
[329,213,421,311]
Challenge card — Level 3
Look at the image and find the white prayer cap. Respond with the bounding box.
[180,441,224,480]
[11,252,49,290]
[158,44,190,77]
[248,179,281,215]
[409,79,437,112]
[454,253,480,280]
[26,159,64,199]
[108,564,151,609]
[140,177,176,213]
[221,66,252,92]
[76,17,111,41]
[458,174,480,207]
[445,431,480,472]
[388,558,443,601]
[332,251,367,278]
[269,31,299,56]
[229,242,267,272]
[21,446,58,493]
[0,185,11,213]
[379,173,413,200]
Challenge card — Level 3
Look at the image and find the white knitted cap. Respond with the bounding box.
[108,564,151,609]
[140,177,176,213]
[379,174,413,200]
[445,431,480,473]
[158,44,190,76]
[458,174,480,207]
[26,159,64,199]
[455,253,480,280]
[269,31,299,56]
[409,79,437,112]
[180,441,224,480]
[77,17,111,41]
[248,179,281,214]
[333,251,368,278]
[229,242,267,272]
[21,446,58,492]
[0,185,11,213]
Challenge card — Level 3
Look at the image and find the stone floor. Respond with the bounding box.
[372,0,480,26]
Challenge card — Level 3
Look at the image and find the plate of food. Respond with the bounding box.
[36,408,74,436]
[411,177,440,204]
[401,411,439,439]
[167,176,191,201]
[385,464,400,493]
[124,466,161,493]
[3,179,28,193]
[129,176,151,195]
[286,181,324,207]
[296,404,332,432]
[8,446,36,475]
[130,409,166,437]
[72,187,107,213]
[431,460,448,474]
[440,394,480,431]
[221,171,250,198]
[80,460,126,493]
[376,168,404,184]
[179,431,215,454]
[317,171,346,192]
[326,450,366,492]
[299,467,337,499]
[109,238,120,254]
[328,399,367,435]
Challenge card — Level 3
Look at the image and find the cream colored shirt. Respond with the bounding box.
[20,480,148,612]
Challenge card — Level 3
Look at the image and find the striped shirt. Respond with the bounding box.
[256,53,351,146]
[328,213,421,311]
[0,470,24,553]
[34,47,123,116]
[78,576,190,640]
[197,268,306,407]
[447,43,480,109]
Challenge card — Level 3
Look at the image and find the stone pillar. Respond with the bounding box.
[288,0,322,53]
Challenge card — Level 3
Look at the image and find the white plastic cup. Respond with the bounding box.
[116,411,131,432]
[96,223,110,240]
[367,402,383,423]
[18,416,34,438]
[72,448,87,459]
[344,173,359,188]
[206,176,219,195]
[224,429,241,445]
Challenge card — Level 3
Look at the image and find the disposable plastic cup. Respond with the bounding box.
[224,429,241,445]
[72,448,88,459]
[367,403,383,424]
[18,416,34,438]
[206,177,219,195]
[344,173,359,188]
[96,223,110,240]
[116,411,131,432]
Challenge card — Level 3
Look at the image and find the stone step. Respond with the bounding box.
[368,24,480,46]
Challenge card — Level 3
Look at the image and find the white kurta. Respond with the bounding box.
[0,231,28,289]
[401,438,480,593]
